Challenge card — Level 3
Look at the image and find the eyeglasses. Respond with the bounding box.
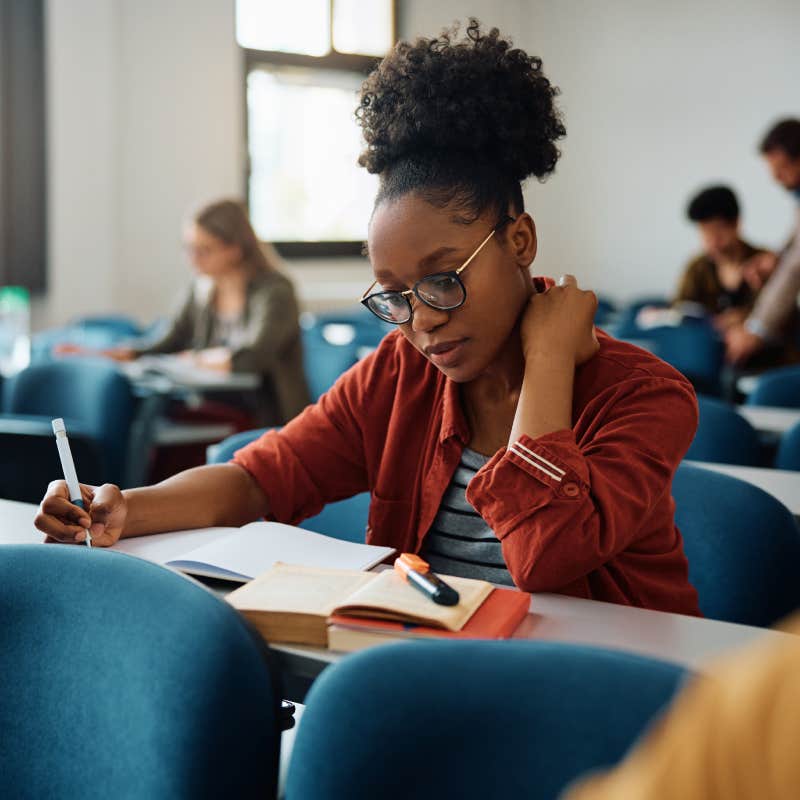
[360,215,516,324]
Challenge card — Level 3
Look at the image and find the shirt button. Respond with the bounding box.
[562,482,580,497]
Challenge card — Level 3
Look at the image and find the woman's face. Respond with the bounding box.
[183,223,242,277]
[367,194,537,383]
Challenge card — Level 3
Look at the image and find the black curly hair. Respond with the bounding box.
[356,19,565,223]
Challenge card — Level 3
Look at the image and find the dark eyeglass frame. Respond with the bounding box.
[360,215,516,324]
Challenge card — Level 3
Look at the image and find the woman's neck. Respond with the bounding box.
[461,324,526,455]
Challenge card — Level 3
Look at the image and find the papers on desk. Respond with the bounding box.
[118,354,260,390]
[112,521,395,582]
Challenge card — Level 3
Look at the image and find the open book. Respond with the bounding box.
[226,563,527,648]
[112,522,395,582]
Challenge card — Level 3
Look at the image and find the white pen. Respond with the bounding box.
[51,418,92,547]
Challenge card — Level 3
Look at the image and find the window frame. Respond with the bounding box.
[240,1,397,259]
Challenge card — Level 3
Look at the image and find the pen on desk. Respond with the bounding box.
[394,553,460,606]
[51,418,92,548]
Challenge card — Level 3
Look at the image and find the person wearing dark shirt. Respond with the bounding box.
[675,185,768,330]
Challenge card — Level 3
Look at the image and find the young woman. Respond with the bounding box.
[37,22,700,615]
[62,199,310,426]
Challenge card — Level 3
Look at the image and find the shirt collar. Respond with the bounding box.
[439,376,470,445]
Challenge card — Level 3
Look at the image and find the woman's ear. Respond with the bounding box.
[510,213,537,268]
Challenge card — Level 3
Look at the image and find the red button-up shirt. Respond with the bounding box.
[234,329,701,615]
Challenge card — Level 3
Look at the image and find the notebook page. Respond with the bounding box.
[113,527,234,564]
[336,570,493,631]
[167,521,395,580]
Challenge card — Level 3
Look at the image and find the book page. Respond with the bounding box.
[227,564,375,615]
[336,570,493,631]
[167,521,394,580]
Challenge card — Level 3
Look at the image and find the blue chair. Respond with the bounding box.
[301,327,360,401]
[208,428,370,543]
[776,420,800,471]
[673,462,800,626]
[0,415,105,503]
[642,323,724,396]
[594,295,617,327]
[0,545,281,799]
[611,296,671,338]
[747,364,800,408]
[2,359,137,485]
[685,395,762,466]
[285,640,685,800]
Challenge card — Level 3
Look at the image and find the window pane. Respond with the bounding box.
[236,0,330,56]
[247,66,378,242]
[333,0,393,56]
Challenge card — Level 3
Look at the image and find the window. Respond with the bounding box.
[237,0,396,257]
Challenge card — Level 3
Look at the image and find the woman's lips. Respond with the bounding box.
[424,338,468,367]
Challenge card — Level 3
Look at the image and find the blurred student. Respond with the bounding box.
[675,186,770,331]
[83,199,310,426]
[726,119,800,366]
[565,613,800,800]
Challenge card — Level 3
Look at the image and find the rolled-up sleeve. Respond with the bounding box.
[466,377,698,592]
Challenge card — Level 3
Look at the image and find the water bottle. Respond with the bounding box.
[0,286,31,377]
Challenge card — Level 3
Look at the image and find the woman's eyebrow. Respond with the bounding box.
[418,245,461,268]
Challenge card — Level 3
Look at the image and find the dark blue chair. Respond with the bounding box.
[285,641,685,800]
[644,323,725,396]
[0,545,281,799]
[0,415,105,503]
[673,462,800,626]
[301,327,360,401]
[685,395,762,466]
[594,295,617,327]
[746,364,800,408]
[611,296,671,338]
[776,420,800,471]
[208,428,370,543]
[2,359,137,486]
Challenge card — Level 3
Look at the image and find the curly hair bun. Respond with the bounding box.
[357,19,566,183]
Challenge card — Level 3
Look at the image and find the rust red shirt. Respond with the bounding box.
[234,328,701,615]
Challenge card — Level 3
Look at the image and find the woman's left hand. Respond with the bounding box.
[520,274,599,366]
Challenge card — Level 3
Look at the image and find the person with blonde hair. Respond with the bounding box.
[110,198,310,426]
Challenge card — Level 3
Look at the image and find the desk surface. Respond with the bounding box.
[737,405,800,435]
[684,460,800,516]
[118,356,260,393]
[2,499,793,678]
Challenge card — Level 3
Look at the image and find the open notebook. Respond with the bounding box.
[111,521,395,582]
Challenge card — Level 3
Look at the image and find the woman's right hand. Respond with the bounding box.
[35,481,128,547]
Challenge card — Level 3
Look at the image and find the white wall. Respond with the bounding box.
[518,0,800,303]
[42,0,800,328]
[41,0,118,328]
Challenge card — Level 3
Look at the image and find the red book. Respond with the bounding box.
[327,587,530,652]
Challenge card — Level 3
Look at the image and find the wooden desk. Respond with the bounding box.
[2,499,793,681]
[684,460,800,517]
[737,405,800,436]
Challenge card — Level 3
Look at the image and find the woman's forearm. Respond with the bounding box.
[120,463,268,538]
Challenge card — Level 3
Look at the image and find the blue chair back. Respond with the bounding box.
[747,364,800,408]
[645,323,724,396]
[0,545,280,799]
[286,640,685,800]
[685,395,761,466]
[0,415,106,503]
[611,296,670,338]
[776,420,800,471]
[301,327,360,401]
[208,428,370,543]
[2,359,137,485]
[673,462,800,626]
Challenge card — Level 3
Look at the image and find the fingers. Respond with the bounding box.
[557,274,578,288]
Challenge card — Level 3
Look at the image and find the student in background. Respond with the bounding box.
[675,185,770,331]
[565,613,800,800]
[36,21,700,617]
[107,199,310,426]
[726,119,800,367]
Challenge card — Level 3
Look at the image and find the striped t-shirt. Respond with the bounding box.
[419,447,515,586]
